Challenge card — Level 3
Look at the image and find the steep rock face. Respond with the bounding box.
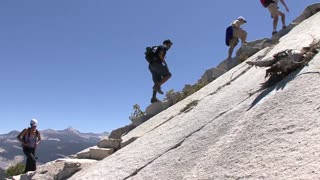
[70,11,320,180]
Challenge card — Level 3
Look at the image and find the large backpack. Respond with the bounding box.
[225,26,233,46]
[260,0,274,7]
[144,46,158,63]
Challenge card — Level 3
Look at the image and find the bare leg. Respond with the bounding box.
[280,12,286,27]
[158,74,171,86]
[273,15,279,32]
[236,28,248,45]
[228,45,235,59]
[240,31,248,45]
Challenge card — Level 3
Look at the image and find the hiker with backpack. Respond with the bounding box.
[226,16,248,59]
[17,119,41,173]
[145,39,173,103]
[260,0,289,35]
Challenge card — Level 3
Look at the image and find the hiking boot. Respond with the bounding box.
[282,25,287,30]
[153,84,164,94]
[151,97,160,103]
[272,31,277,35]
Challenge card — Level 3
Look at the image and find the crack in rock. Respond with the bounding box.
[123,100,250,180]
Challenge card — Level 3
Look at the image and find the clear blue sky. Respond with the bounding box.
[0,0,318,134]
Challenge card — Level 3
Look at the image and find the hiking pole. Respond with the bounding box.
[30,153,38,161]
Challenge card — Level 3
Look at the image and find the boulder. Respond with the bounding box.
[54,162,81,180]
[131,115,152,127]
[11,172,35,180]
[97,138,121,150]
[121,137,139,148]
[108,124,136,140]
[292,3,320,24]
[198,66,226,85]
[145,101,169,116]
[236,38,272,62]
[26,159,96,180]
[76,147,92,159]
[89,147,114,160]
[216,57,239,71]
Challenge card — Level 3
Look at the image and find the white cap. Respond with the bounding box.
[30,119,38,127]
[237,16,247,22]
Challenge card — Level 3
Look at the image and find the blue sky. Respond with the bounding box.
[0,0,318,134]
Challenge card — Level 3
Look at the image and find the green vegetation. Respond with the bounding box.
[129,104,145,120]
[6,163,25,177]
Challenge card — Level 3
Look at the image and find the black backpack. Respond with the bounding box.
[225,26,233,46]
[145,46,158,63]
[260,0,274,7]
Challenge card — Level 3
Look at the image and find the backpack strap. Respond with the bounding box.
[27,128,31,137]
[26,128,39,137]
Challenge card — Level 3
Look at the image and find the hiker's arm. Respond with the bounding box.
[280,0,289,12]
[159,50,168,66]
[17,129,27,146]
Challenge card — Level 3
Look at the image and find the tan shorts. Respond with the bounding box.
[268,3,281,18]
[229,37,239,48]
[232,27,247,39]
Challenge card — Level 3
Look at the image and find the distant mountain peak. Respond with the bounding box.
[7,130,20,135]
[64,126,80,134]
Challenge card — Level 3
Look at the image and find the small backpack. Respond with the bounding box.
[145,46,158,63]
[260,0,274,7]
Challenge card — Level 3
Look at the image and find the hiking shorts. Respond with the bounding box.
[149,63,171,83]
[229,37,239,48]
[232,27,247,40]
[268,3,282,18]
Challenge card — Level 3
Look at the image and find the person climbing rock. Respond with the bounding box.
[262,0,290,35]
[226,16,248,59]
[147,39,173,103]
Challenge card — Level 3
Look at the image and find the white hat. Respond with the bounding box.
[30,119,38,127]
[237,16,247,22]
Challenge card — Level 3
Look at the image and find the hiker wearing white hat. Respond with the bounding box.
[237,16,247,23]
[17,119,41,173]
[226,16,248,59]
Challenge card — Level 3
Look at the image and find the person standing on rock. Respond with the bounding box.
[226,16,248,59]
[263,0,289,35]
[148,39,173,103]
[17,119,41,173]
